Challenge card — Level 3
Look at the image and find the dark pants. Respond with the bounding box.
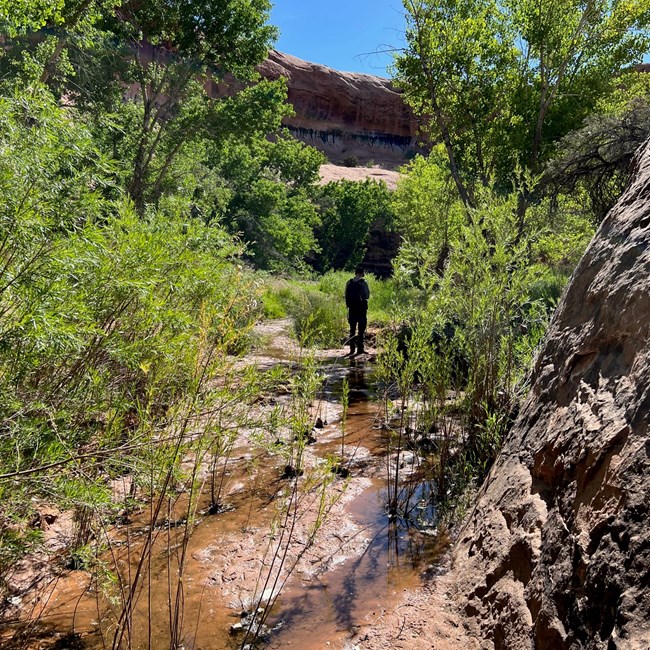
[347,308,367,353]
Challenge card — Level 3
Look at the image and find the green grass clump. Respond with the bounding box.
[317,271,421,324]
[528,267,571,311]
[260,271,421,349]
[261,279,346,348]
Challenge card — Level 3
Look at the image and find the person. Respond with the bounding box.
[344,265,370,356]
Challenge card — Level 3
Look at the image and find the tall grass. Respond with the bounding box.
[259,270,421,353]
[260,279,346,347]
[317,270,422,324]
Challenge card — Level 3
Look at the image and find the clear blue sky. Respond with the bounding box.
[270,1,407,77]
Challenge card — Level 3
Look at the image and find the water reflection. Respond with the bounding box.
[265,358,447,648]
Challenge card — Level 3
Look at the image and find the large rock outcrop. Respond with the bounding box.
[134,44,418,167]
[451,143,650,649]
[259,51,419,167]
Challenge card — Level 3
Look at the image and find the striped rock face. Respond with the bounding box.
[259,50,421,168]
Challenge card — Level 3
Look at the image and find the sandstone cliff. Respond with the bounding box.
[259,51,419,167]
[451,143,650,649]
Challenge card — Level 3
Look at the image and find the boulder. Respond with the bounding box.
[451,142,650,649]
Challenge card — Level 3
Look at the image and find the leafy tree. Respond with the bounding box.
[315,178,395,272]
[392,149,465,273]
[2,0,282,213]
[218,133,325,269]
[96,0,279,212]
[396,0,650,229]
[394,0,518,207]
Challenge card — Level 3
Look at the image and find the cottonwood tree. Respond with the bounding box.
[394,0,516,208]
[396,0,650,231]
[2,1,283,214]
[315,178,395,271]
[99,0,280,212]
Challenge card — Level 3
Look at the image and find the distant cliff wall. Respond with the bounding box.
[259,51,420,167]
[129,44,419,168]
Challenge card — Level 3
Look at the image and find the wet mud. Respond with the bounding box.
[1,323,451,650]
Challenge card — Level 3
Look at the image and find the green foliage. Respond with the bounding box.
[1,0,331,271]
[595,70,650,116]
[314,178,395,272]
[220,134,325,269]
[428,195,547,424]
[396,0,650,223]
[341,155,359,167]
[377,193,550,517]
[527,196,596,272]
[394,150,464,247]
[262,280,346,348]
[0,1,66,32]
[0,0,301,233]
[0,90,260,574]
[392,191,549,419]
[395,0,518,204]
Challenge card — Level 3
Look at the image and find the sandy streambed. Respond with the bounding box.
[1,320,478,650]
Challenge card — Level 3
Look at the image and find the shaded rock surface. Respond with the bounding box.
[450,143,650,649]
[259,51,420,167]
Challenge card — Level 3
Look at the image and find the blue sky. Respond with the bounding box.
[270,1,407,77]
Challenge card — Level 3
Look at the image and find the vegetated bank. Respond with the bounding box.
[1,0,649,648]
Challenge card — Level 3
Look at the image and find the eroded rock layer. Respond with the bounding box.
[259,51,419,167]
[451,143,650,649]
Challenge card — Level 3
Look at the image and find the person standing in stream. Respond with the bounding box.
[344,265,370,356]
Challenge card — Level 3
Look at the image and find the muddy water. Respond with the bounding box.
[264,481,448,649]
[261,362,449,649]
[4,354,449,650]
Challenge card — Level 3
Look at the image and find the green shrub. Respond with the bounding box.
[0,92,261,574]
[261,278,346,348]
[291,290,346,348]
[528,267,571,311]
[317,271,422,325]
[260,288,288,319]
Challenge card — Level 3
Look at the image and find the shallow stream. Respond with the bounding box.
[3,346,450,650]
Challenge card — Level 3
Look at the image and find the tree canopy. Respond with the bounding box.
[395,0,650,228]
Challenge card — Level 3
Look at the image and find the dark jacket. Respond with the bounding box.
[345,276,370,311]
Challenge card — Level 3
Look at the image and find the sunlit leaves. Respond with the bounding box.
[113,0,277,79]
[315,178,394,272]
[396,0,650,209]
[0,0,66,32]
[393,149,464,250]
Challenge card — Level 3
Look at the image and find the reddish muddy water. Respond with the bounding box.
[2,354,449,650]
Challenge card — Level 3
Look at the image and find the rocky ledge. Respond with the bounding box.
[259,51,419,167]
